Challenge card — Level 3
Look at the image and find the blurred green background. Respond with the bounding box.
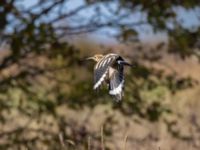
[0,0,200,149]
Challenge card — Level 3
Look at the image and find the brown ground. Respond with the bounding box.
[0,41,200,150]
[74,41,200,150]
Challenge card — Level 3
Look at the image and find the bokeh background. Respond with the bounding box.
[0,0,200,149]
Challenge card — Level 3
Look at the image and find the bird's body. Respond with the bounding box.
[87,53,131,101]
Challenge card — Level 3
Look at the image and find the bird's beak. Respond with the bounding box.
[86,57,94,60]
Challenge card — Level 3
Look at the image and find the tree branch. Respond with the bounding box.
[55,21,147,36]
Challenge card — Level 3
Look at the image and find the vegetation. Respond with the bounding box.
[0,0,200,149]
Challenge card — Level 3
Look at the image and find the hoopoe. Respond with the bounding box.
[87,53,131,101]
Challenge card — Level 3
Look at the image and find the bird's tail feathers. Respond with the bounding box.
[109,71,124,101]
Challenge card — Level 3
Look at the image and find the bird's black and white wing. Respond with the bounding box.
[93,54,119,90]
[108,59,124,101]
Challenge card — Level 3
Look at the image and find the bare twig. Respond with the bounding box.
[101,126,105,150]
[50,4,90,23]
[28,0,65,22]
[59,132,66,148]
[88,136,91,150]
[123,133,128,150]
[56,21,147,37]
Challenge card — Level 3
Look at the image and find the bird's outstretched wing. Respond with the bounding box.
[109,64,124,101]
[93,54,119,90]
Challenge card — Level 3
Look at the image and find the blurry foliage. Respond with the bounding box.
[0,0,199,149]
[169,27,200,59]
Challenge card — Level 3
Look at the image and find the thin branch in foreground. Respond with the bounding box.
[101,126,105,150]
[88,136,91,150]
[59,132,66,148]
[123,132,129,150]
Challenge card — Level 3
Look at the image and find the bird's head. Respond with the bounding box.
[86,54,104,62]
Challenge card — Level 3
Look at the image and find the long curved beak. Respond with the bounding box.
[86,57,94,60]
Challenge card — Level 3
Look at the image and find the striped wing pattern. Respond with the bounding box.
[93,54,118,90]
[108,64,124,101]
[93,53,125,101]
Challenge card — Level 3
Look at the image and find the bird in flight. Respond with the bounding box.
[87,53,132,101]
